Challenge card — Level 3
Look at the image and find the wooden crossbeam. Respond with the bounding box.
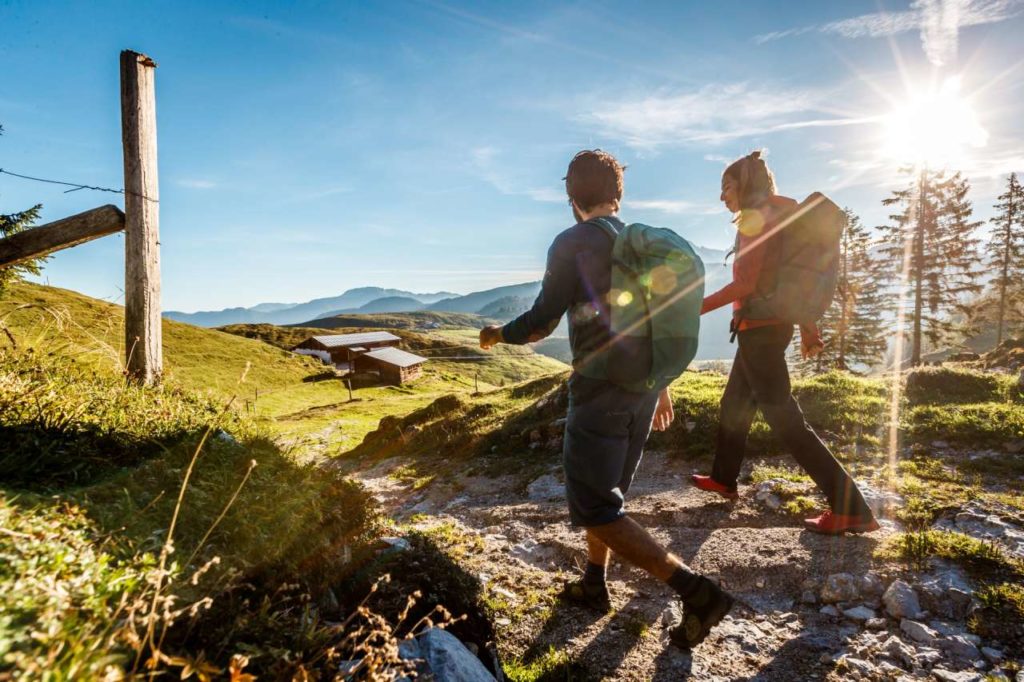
[0,204,125,268]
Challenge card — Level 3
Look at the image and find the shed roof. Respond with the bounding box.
[363,347,428,369]
[310,332,401,348]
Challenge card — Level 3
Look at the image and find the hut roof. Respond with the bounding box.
[363,347,427,369]
[309,332,401,348]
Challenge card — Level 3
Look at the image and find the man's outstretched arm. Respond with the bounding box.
[480,239,574,349]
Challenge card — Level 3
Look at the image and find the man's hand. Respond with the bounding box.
[479,325,504,350]
[652,387,675,432]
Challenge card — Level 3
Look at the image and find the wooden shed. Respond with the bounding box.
[355,347,427,385]
[292,331,401,367]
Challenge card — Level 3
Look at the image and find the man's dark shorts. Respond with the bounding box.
[563,373,660,527]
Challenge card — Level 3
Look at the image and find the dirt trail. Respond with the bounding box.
[350,451,896,681]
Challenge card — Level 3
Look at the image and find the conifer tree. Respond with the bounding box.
[819,209,889,371]
[879,168,983,365]
[0,123,45,297]
[971,173,1024,346]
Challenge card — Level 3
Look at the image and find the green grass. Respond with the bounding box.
[876,529,1023,576]
[905,365,1021,405]
[0,333,382,678]
[297,309,498,329]
[504,646,580,682]
[750,465,813,484]
[904,402,1024,446]
[1,281,322,400]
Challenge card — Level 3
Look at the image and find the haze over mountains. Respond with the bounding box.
[165,245,730,326]
[165,244,737,359]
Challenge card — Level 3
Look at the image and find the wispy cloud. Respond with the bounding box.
[470,145,565,203]
[756,0,1023,66]
[177,178,217,189]
[579,82,870,149]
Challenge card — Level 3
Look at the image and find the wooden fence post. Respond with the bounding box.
[120,50,162,385]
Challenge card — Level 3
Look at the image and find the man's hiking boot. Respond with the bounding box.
[804,510,880,535]
[560,578,612,613]
[667,578,735,649]
[690,474,739,501]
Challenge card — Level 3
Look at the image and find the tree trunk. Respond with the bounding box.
[911,171,926,366]
[996,190,1014,348]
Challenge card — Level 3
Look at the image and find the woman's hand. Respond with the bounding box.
[799,323,825,359]
[652,387,675,432]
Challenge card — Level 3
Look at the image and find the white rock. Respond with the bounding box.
[859,573,885,597]
[821,573,861,603]
[840,656,876,677]
[844,606,877,622]
[900,619,938,644]
[526,474,565,502]
[883,580,922,619]
[919,563,975,619]
[932,669,982,682]
[942,635,981,661]
[882,635,917,667]
[866,617,888,630]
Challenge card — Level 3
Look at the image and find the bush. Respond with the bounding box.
[905,366,1010,405]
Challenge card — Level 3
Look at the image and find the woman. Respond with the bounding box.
[691,151,879,535]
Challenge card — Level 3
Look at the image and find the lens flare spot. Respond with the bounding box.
[650,265,678,295]
[616,290,634,307]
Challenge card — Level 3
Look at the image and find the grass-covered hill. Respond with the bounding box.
[1,281,322,400]
[297,309,497,330]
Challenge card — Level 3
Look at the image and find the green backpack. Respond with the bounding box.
[743,192,846,325]
[577,218,705,393]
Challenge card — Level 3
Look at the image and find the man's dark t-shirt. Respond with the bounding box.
[501,216,622,374]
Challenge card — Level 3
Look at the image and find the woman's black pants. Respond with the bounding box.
[711,324,872,518]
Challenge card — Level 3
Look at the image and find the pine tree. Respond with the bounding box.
[818,209,889,371]
[789,209,889,373]
[0,204,43,297]
[972,173,1024,346]
[0,122,45,297]
[879,168,983,366]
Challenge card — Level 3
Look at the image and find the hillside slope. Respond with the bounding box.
[1,282,321,398]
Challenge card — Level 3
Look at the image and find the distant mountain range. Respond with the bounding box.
[165,245,740,359]
[164,287,458,327]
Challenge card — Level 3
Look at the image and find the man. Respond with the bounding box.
[479,150,734,648]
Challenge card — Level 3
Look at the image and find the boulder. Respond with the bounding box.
[819,605,840,617]
[883,580,922,619]
[899,619,938,644]
[941,635,981,661]
[821,573,860,603]
[398,628,496,682]
[931,669,982,682]
[857,483,906,519]
[859,573,885,598]
[839,656,876,678]
[526,474,565,502]
[918,563,974,619]
[843,606,876,622]
[881,635,917,667]
[981,646,1003,663]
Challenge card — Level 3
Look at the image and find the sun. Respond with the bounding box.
[882,76,988,169]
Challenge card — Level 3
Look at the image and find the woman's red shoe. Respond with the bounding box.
[690,474,739,501]
[804,510,880,535]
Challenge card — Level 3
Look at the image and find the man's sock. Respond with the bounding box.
[667,567,710,606]
[583,561,607,589]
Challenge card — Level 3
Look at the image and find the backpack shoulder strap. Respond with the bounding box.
[588,217,620,242]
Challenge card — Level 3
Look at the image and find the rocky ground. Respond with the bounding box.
[343,447,1023,682]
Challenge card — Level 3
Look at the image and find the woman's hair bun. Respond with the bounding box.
[749,150,762,160]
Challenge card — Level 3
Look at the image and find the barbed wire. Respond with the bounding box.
[0,167,158,203]
[0,168,125,196]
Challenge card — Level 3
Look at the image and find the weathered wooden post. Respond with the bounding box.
[120,50,162,385]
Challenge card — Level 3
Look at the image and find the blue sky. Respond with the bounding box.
[2,0,1023,312]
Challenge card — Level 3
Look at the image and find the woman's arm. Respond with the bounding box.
[700,235,769,314]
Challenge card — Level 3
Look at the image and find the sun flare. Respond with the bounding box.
[882,76,988,168]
